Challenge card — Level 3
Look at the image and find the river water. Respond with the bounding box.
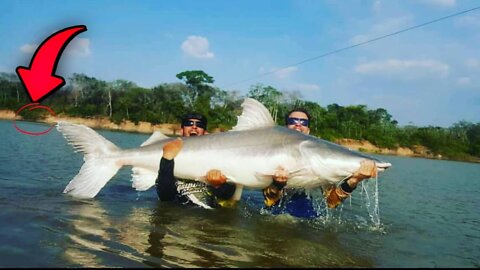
[0,120,478,267]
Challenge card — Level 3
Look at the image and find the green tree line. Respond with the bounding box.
[1,71,479,161]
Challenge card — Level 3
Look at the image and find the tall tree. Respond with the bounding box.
[176,70,215,114]
[247,84,283,122]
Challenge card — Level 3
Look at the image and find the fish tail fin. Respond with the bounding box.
[57,121,122,198]
[131,167,158,191]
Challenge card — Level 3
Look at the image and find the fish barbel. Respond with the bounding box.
[57,98,392,198]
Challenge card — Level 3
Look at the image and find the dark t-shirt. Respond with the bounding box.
[156,158,236,209]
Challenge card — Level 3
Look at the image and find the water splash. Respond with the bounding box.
[361,175,381,229]
[306,176,384,232]
[243,182,384,232]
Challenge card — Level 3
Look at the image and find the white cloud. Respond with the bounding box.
[420,0,456,7]
[20,38,91,57]
[350,34,369,44]
[20,44,37,54]
[457,77,471,85]
[355,59,450,78]
[455,15,480,28]
[372,0,383,12]
[65,38,91,56]
[350,16,414,44]
[293,83,321,92]
[466,58,480,69]
[181,35,214,59]
[272,66,298,79]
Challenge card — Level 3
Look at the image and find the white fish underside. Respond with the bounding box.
[57,98,392,199]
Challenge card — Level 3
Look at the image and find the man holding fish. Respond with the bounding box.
[158,107,377,216]
[263,108,377,218]
[156,113,240,209]
[57,98,391,214]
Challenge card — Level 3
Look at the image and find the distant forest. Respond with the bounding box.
[1,70,479,161]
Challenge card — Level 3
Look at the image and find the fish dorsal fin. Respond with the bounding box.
[140,131,170,147]
[232,98,275,131]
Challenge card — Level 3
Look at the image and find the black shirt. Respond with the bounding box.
[155,158,236,209]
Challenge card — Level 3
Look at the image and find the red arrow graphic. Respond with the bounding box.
[16,25,87,102]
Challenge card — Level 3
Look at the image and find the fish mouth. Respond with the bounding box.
[376,162,392,171]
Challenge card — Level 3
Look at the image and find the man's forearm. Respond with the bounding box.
[211,182,236,200]
[156,158,178,201]
[263,181,286,207]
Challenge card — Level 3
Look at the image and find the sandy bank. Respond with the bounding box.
[1,109,181,135]
[334,138,438,159]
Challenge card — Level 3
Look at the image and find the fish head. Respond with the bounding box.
[298,138,392,186]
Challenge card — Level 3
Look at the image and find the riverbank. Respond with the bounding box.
[2,109,479,163]
[334,138,439,159]
[0,110,182,135]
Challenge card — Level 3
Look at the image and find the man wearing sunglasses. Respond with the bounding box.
[285,109,311,134]
[263,109,377,218]
[180,113,209,137]
[156,113,238,209]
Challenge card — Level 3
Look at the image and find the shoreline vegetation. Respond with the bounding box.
[1,70,479,164]
[3,110,479,164]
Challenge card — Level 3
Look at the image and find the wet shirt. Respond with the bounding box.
[156,158,236,209]
[265,188,321,218]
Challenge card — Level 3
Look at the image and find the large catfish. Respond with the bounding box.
[57,98,392,199]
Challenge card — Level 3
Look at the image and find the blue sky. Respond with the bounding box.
[1,0,479,127]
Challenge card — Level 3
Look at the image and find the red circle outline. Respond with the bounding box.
[13,103,56,136]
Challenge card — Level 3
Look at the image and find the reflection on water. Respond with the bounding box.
[145,201,374,268]
[57,196,374,268]
[63,200,111,267]
[61,200,148,268]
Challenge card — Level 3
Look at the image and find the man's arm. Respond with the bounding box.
[156,139,183,201]
[263,166,288,207]
[156,158,178,201]
[205,169,236,200]
[325,160,377,208]
[210,182,237,200]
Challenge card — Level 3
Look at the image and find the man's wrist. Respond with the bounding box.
[340,179,356,193]
[272,180,286,190]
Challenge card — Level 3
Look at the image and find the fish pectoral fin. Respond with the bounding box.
[196,176,207,182]
[254,172,275,183]
[131,167,157,191]
[256,167,310,180]
[197,173,238,185]
[231,184,244,201]
[288,167,312,178]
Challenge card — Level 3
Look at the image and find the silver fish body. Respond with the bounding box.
[57,98,391,198]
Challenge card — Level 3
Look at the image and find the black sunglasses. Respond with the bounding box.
[287,117,309,127]
[182,119,206,129]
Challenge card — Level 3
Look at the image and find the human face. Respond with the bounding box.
[287,111,310,134]
[181,118,206,137]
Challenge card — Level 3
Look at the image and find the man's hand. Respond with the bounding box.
[263,166,289,207]
[206,169,227,187]
[348,160,377,186]
[162,138,183,160]
[272,166,289,184]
